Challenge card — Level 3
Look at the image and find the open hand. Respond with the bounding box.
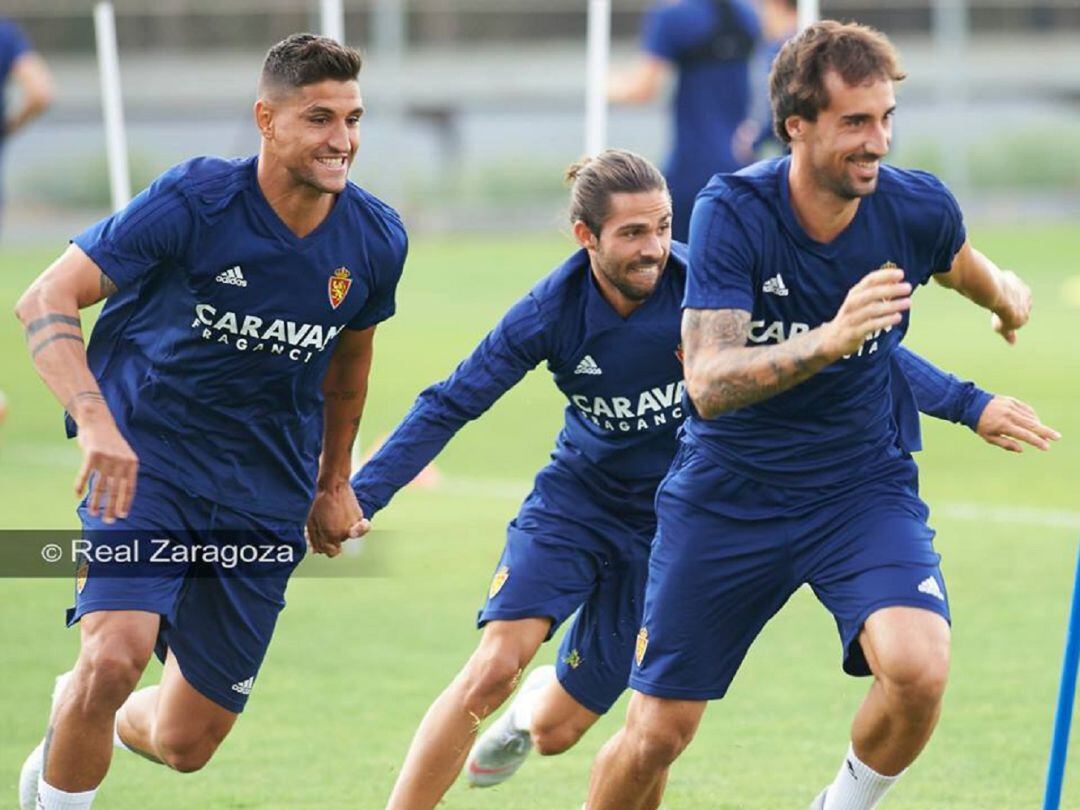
[976,395,1060,453]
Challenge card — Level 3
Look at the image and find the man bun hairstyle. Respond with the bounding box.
[769,20,905,144]
[259,33,363,97]
[566,149,668,237]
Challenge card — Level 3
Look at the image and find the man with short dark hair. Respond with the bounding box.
[585,21,1056,810]
[15,33,405,810]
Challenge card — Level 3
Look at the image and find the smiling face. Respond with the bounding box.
[575,189,673,312]
[256,79,364,195]
[789,70,895,200]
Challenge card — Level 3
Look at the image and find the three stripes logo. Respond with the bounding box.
[574,355,602,375]
[231,676,255,695]
[917,576,945,601]
[215,266,248,287]
[762,274,789,297]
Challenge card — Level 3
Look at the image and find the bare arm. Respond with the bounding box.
[934,239,1031,344]
[684,268,913,418]
[14,244,137,521]
[608,55,669,105]
[307,326,376,555]
[5,52,54,136]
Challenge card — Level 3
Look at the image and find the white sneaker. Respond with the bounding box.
[18,672,74,810]
[809,788,828,810]
[464,664,557,787]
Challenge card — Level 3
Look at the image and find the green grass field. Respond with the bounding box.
[2,225,1079,808]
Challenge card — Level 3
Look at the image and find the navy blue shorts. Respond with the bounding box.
[478,462,655,715]
[69,472,306,713]
[629,443,950,701]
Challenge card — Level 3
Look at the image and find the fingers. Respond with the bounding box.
[984,433,1024,453]
[74,457,92,498]
[348,518,371,539]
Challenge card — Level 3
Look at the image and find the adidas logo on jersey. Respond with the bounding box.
[574,355,603,375]
[231,676,255,695]
[762,274,789,296]
[215,266,247,287]
[917,576,945,601]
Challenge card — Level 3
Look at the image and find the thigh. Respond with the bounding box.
[158,512,306,714]
[154,650,238,744]
[804,485,950,677]
[629,447,796,701]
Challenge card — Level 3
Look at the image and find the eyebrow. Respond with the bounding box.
[841,105,896,122]
[305,105,366,117]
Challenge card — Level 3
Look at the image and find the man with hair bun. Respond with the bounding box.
[16,33,405,809]
[585,21,1055,810]
[346,147,1044,809]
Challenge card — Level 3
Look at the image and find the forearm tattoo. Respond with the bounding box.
[24,312,80,338]
[684,309,826,417]
[30,332,84,358]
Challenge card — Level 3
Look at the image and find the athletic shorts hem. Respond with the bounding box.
[66,599,174,628]
[477,610,560,640]
[170,654,246,714]
[627,675,728,702]
[556,669,618,716]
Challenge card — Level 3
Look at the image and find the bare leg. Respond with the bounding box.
[386,618,551,810]
[529,678,600,755]
[43,611,158,791]
[585,692,705,810]
[851,606,951,775]
[117,651,237,772]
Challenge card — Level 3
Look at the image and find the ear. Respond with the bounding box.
[572,220,598,251]
[254,99,273,139]
[784,114,805,143]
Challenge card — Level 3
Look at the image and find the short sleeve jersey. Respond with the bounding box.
[641,0,760,197]
[72,156,407,520]
[683,156,966,488]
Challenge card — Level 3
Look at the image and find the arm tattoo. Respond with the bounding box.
[685,308,827,417]
[65,390,106,413]
[30,332,84,358]
[24,312,80,338]
[100,272,119,299]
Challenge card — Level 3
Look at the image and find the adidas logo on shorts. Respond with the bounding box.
[917,576,944,601]
[231,676,255,695]
[215,266,248,287]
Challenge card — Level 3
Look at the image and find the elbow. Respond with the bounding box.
[14,284,39,326]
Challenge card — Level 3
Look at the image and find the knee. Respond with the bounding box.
[877,642,951,715]
[532,719,585,756]
[154,728,224,774]
[74,646,151,712]
[626,716,697,770]
[459,647,529,720]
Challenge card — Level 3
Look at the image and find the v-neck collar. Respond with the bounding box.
[776,155,866,260]
[249,157,348,248]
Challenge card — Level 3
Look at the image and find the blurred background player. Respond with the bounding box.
[609,0,760,242]
[584,21,1056,810]
[0,15,53,429]
[15,33,404,810]
[345,150,1049,810]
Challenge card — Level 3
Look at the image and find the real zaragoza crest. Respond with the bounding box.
[489,565,510,599]
[328,267,352,310]
[635,627,649,667]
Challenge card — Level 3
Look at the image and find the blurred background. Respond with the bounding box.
[2,0,1080,241]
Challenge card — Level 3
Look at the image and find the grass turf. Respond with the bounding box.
[1,224,1078,808]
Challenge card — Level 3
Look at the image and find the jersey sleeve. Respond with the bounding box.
[347,219,408,331]
[71,171,194,291]
[641,2,694,61]
[683,192,757,312]
[351,292,550,517]
[894,345,992,431]
[925,176,967,280]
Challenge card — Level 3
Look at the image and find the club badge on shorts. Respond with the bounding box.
[635,627,649,667]
[328,267,352,310]
[76,560,89,595]
[489,565,509,599]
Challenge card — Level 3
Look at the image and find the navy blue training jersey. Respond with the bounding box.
[642,0,760,237]
[683,155,967,487]
[72,156,407,520]
[353,241,988,520]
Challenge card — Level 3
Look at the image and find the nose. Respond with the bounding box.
[328,120,352,154]
[866,120,890,158]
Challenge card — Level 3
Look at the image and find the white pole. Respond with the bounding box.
[797,0,820,29]
[585,0,610,156]
[320,0,346,43]
[93,2,130,212]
